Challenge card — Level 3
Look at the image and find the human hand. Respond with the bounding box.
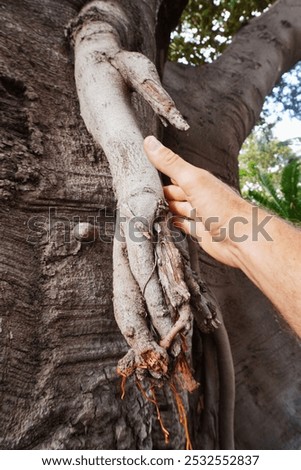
[144,137,301,337]
[143,136,251,267]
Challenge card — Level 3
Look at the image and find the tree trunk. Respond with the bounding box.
[0,0,300,450]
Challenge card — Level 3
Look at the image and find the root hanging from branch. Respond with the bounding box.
[170,381,193,451]
[120,373,127,401]
[136,377,193,449]
[136,381,170,445]
[69,0,235,450]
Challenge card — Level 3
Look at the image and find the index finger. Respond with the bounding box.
[143,136,197,190]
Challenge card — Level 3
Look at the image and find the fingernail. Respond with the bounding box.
[145,136,162,151]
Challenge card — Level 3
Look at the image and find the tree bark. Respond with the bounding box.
[0,0,154,450]
[0,0,300,450]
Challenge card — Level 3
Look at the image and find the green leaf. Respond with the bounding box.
[281,159,300,205]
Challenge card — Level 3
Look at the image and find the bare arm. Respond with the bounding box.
[144,136,301,338]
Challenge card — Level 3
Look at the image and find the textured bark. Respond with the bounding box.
[0,0,151,450]
[0,0,300,450]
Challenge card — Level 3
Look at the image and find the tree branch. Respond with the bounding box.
[213,0,301,141]
[162,0,301,187]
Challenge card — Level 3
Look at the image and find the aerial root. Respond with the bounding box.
[181,250,221,333]
[110,51,190,131]
[119,372,127,400]
[67,1,189,132]
[113,226,170,380]
[150,387,171,445]
[135,381,170,444]
[174,352,199,393]
[133,379,193,449]
[114,208,224,449]
[170,381,193,451]
[113,207,228,449]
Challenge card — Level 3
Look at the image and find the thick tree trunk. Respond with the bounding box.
[0,0,300,450]
[0,0,154,450]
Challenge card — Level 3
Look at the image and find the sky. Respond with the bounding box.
[271,112,301,156]
[273,116,301,141]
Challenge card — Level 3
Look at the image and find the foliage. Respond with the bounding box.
[170,1,301,222]
[239,131,301,223]
[246,159,301,223]
[169,0,274,65]
[169,1,301,120]
[239,129,297,191]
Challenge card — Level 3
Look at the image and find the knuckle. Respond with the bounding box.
[161,148,180,166]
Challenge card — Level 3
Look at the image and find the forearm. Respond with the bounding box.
[230,203,301,337]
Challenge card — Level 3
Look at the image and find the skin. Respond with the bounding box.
[143,136,301,339]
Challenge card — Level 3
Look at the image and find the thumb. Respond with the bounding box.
[143,136,194,188]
